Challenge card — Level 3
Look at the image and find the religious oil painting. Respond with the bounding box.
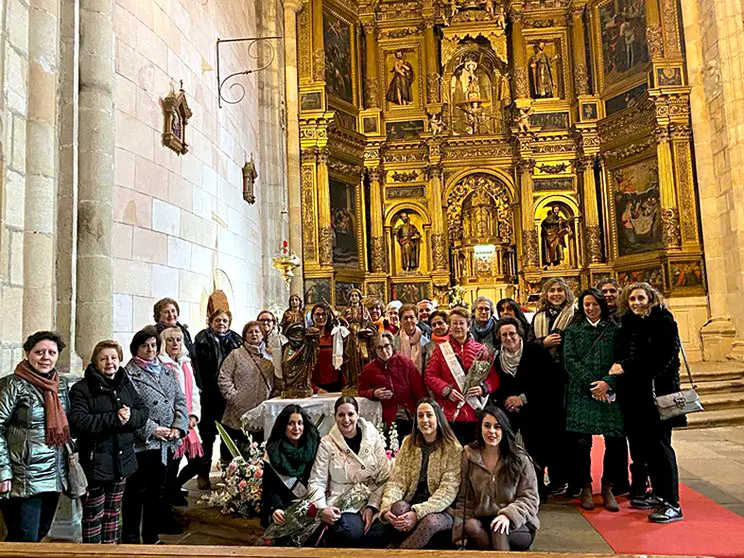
[599,0,649,88]
[671,261,705,289]
[330,178,359,265]
[612,158,662,256]
[304,278,331,306]
[605,82,647,116]
[618,266,665,291]
[385,49,417,108]
[385,120,424,140]
[392,282,430,304]
[324,11,354,104]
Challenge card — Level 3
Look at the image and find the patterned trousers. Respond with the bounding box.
[81,479,127,544]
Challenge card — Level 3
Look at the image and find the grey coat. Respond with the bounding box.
[124,360,189,465]
[0,374,70,498]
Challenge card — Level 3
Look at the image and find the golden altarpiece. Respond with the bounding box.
[297,0,705,309]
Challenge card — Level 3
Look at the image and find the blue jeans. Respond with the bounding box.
[1,491,60,542]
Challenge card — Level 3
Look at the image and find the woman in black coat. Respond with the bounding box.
[68,340,149,544]
[611,282,685,524]
[261,405,319,538]
[193,308,243,488]
[489,317,560,502]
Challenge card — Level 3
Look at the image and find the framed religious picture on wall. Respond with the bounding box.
[330,178,360,266]
[324,9,355,106]
[595,0,650,91]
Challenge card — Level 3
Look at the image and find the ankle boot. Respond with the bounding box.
[602,483,620,512]
[580,484,595,510]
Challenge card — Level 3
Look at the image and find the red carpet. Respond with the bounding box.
[576,436,744,558]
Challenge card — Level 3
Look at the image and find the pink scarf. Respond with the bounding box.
[400,327,423,373]
[174,361,203,460]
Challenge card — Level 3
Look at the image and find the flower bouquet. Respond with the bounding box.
[453,345,495,420]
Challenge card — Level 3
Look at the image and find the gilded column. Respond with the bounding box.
[579,156,603,263]
[317,147,333,266]
[362,19,380,109]
[510,7,529,99]
[569,5,590,96]
[311,0,325,82]
[645,0,664,59]
[23,0,61,336]
[423,17,440,104]
[76,0,115,362]
[428,165,447,271]
[656,126,681,249]
[518,160,538,268]
[368,168,386,272]
[285,0,305,295]
[670,123,699,247]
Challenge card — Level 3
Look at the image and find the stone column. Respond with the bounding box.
[76,0,115,364]
[368,168,386,272]
[569,5,590,96]
[518,160,538,268]
[510,7,529,99]
[285,0,305,296]
[23,0,60,336]
[423,18,439,104]
[362,20,380,108]
[656,127,681,249]
[311,0,325,82]
[579,156,602,263]
[316,147,333,266]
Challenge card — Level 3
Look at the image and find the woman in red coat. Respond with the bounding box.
[425,307,498,445]
[359,331,427,438]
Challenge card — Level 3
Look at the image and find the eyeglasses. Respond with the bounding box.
[258,319,275,323]
[500,332,520,338]
[377,343,393,350]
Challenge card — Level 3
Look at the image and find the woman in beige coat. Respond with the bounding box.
[451,405,540,551]
[218,321,276,445]
[379,398,462,548]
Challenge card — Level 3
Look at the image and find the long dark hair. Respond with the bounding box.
[311,303,335,336]
[410,398,459,450]
[496,298,531,334]
[573,288,610,323]
[473,405,523,486]
[266,405,318,449]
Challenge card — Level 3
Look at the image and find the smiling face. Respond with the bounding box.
[312,306,328,328]
[547,283,567,307]
[629,288,650,316]
[498,324,521,353]
[417,403,438,442]
[335,403,358,438]
[430,314,448,337]
[159,304,179,327]
[583,294,602,322]
[210,312,231,335]
[449,315,469,342]
[369,305,382,322]
[257,312,275,337]
[387,308,400,326]
[27,340,59,374]
[165,332,183,359]
[481,413,503,448]
[285,412,304,445]
[95,347,120,378]
[401,309,418,335]
[599,283,619,310]
[474,302,492,325]
[417,302,433,323]
[136,337,158,362]
[244,324,263,346]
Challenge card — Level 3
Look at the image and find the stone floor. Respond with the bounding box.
[159,425,744,552]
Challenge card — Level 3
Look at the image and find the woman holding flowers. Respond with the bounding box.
[307,396,391,547]
[261,405,320,530]
[379,399,462,548]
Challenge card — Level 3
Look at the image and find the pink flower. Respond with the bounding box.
[239,480,247,489]
[307,503,318,518]
[254,469,263,479]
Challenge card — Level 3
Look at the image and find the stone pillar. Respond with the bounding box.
[362,20,379,108]
[368,168,385,272]
[423,18,439,104]
[656,127,681,249]
[316,147,333,266]
[569,5,590,96]
[311,0,325,83]
[510,7,529,99]
[285,0,305,296]
[518,160,538,268]
[579,156,602,264]
[23,0,60,336]
[76,0,115,364]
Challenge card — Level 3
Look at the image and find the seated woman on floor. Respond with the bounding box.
[307,396,391,548]
[379,398,462,549]
[451,406,540,552]
[261,405,320,533]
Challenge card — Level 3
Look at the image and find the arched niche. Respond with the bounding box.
[534,197,579,270]
[385,205,430,276]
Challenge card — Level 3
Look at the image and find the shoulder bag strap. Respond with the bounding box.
[652,335,695,397]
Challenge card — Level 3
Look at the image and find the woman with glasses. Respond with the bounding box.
[359,332,427,435]
[470,296,499,350]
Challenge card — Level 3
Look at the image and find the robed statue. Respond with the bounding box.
[280,322,314,398]
[342,288,375,395]
[529,41,555,98]
[395,212,421,271]
[541,205,571,267]
[386,51,415,105]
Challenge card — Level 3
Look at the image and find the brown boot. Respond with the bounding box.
[580,484,595,510]
[602,483,620,512]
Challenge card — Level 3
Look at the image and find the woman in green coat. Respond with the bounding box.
[564,289,625,512]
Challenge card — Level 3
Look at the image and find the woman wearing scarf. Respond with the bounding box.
[261,405,320,535]
[359,332,427,435]
[194,308,243,488]
[394,304,430,374]
[490,317,558,503]
[526,277,575,496]
[159,327,203,507]
[423,310,449,369]
[470,296,499,350]
[308,303,346,393]
[218,321,277,446]
[0,331,71,542]
[122,326,189,544]
[153,298,197,376]
[496,298,532,339]
[385,301,402,334]
[69,340,149,543]
[364,297,386,334]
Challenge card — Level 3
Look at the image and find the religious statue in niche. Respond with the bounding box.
[529,41,557,98]
[161,81,192,155]
[540,204,572,267]
[395,212,422,271]
[386,50,415,105]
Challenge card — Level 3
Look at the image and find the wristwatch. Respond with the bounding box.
[442,385,453,398]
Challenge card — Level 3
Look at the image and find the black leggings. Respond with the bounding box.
[569,433,628,490]
[628,424,679,506]
[464,516,536,551]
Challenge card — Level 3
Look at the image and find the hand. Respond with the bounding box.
[153,426,172,440]
[189,416,198,429]
[0,480,10,493]
[590,381,610,397]
[491,514,510,535]
[317,388,329,395]
[320,506,341,525]
[454,538,465,548]
[272,509,286,525]
[505,395,522,412]
[543,333,562,348]
[383,510,398,524]
[466,386,484,398]
[374,388,394,400]
[362,507,375,534]
[593,393,612,403]
[398,510,417,531]
[118,405,131,424]
[609,363,624,376]
[169,428,181,440]
[449,389,465,403]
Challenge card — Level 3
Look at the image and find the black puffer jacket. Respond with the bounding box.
[615,305,686,430]
[68,365,150,484]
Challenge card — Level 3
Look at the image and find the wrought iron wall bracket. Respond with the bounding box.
[216,36,282,108]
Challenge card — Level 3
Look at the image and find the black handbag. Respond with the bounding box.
[653,339,703,420]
